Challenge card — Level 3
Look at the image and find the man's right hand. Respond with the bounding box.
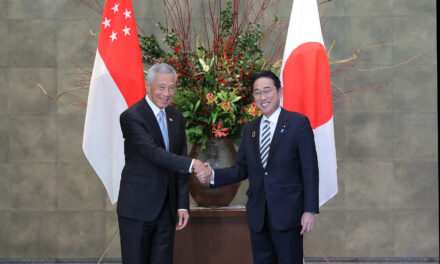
[192,159,212,183]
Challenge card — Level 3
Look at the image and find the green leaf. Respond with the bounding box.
[182,111,192,118]
[212,109,218,123]
[194,100,201,112]
[232,96,241,103]
[197,116,209,123]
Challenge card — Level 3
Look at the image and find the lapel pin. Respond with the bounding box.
[168,117,173,122]
[280,124,287,133]
[252,131,256,138]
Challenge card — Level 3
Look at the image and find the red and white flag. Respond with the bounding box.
[281,0,338,206]
[83,0,145,204]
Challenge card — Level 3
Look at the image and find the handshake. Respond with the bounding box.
[192,159,213,184]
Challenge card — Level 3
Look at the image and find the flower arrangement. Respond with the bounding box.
[139,0,285,148]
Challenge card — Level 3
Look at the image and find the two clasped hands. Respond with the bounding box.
[192,160,213,183]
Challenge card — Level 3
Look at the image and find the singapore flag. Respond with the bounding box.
[83,0,145,204]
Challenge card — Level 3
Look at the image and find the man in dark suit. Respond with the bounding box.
[117,63,210,264]
[201,70,319,264]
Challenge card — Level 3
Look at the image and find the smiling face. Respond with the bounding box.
[253,77,283,118]
[146,72,176,109]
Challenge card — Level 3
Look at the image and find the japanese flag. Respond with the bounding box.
[281,0,338,206]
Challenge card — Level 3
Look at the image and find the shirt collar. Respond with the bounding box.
[261,107,281,125]
[145,95,163,118]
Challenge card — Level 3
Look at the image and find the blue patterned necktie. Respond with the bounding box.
[158,110,169,151]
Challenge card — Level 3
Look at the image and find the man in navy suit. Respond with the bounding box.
[201,70,319,264]
[117,63,211,264]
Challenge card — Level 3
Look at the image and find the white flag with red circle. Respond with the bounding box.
[83,0,145,204]
[281,0,338,206]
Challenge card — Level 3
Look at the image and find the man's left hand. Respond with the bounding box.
[300,212,315,235]
[176,210,189,230]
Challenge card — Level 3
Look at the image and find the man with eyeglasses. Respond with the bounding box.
[200,70,319,264]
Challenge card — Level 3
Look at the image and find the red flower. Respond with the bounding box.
[212,122,229,138]
[174,43,182,53]
[206,93,216,104]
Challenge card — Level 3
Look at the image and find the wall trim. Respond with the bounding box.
[306,257,440,262]
[0,258,439,263]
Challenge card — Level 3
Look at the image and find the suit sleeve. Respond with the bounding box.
[175,115,190,210]
[298,116,319,214]
[120,111,192,175]
[212,127,249,187]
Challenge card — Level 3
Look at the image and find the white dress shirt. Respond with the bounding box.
[259,107,281,147]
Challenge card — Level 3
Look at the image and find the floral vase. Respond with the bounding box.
[189,138,240,207]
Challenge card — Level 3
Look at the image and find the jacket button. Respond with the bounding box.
[264,172,268,176]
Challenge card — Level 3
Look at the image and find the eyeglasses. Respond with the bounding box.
[252,89,275,97]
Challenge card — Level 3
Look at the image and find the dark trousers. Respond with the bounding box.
[118,200,175,264]
[249,208,303,264]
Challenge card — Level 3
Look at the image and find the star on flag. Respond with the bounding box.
[123,9,132,19]
[111,3,119,13]
[109,31,117,41]
[102,17,111,28]
[122,26,131,36]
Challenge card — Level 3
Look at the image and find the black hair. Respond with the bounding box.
[250,70,281,91]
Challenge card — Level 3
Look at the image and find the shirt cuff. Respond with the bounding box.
[188,159,194,173]
[209,169,215,185]
[178,209,188,211]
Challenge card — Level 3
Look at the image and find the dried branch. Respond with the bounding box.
[357,53,422,72]
[35,82,87,101]
[78,0,104,15]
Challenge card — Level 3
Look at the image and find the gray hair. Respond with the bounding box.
[146,63,177,84]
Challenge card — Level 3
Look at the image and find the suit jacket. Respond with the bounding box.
[117,98,192,223]
[213,108,319,232]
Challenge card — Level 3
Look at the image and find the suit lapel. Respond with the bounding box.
[267,108,289,167]
[138,99,166,149]
[250,117,264,169]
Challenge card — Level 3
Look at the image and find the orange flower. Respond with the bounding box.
[220,101,232,111]
[237,118,248,124]
[212,122,229,138]
[249,102,257,117]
